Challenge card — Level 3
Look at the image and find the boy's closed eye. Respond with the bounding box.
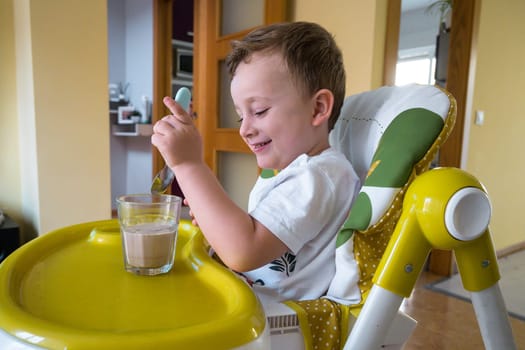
[236,108,270,123]
[254,108,269,117]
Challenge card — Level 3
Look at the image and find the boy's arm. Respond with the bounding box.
[152,97,288,272]
[174,162,288,272]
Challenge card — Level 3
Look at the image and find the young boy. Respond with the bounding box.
[151,22,359,305]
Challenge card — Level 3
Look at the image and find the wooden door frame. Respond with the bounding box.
[384,0,481,276]
[152,0,173,180]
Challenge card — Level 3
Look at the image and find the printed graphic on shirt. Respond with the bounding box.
[269,252,297,277]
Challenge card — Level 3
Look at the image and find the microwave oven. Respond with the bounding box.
[175,47,193,80]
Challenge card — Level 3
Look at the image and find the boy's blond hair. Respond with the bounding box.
[226,21,346,131]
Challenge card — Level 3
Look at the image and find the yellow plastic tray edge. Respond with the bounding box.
[0,219,267,349]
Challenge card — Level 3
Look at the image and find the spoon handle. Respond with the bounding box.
[173,86,191,113]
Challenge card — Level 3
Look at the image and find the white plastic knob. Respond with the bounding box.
[444,187,491,241]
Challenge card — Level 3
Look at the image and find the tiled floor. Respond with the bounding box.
[402,271,525,349]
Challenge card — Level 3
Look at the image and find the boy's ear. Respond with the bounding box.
[311,89,334,127]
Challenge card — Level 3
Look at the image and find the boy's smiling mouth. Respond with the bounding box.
[251,140,272,152]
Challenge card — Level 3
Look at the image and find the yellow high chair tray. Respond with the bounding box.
[0,220,266,350]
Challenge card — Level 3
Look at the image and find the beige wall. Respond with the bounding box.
[1,0,111,239]
[291,0,387,95]
[466,0,525,249]
[0,0,22,226]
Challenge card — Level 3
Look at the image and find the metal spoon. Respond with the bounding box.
[151,87,192,194]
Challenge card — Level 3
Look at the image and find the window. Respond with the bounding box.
[395,55,436,86]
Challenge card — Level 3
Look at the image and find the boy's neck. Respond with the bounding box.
[305,137,331,158]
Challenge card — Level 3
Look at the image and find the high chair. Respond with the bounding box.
[264,84,517,349]
[0,84,516,350]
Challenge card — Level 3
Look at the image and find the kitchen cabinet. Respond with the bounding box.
[172,0,193,42]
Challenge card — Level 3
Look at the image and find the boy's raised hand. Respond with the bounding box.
[151,96,203,169]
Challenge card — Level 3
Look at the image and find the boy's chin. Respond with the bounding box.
[256,159,276,171]
[256,156,291,171]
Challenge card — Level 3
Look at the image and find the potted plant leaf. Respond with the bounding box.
[426,0,453,29]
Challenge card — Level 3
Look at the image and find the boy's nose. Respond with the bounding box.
[239,118,255,139]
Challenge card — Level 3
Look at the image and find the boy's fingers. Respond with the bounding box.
[153,116,175,133]
[163,96,193,125]
[162,96,179,114]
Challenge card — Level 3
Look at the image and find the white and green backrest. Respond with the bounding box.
[326,83,456,304]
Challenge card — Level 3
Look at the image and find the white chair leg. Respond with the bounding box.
[344,285,405,350]
[471,283,517,350]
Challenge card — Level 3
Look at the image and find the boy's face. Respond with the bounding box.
[230,52,322,170]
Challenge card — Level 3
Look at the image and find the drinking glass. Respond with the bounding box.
[117,194,181,275]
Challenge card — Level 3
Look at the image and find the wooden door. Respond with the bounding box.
[192,0,287,209]
[153,0,287,208]
[152,0,173,181]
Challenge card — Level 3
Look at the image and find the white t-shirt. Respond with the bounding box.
[241,147,360,305]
